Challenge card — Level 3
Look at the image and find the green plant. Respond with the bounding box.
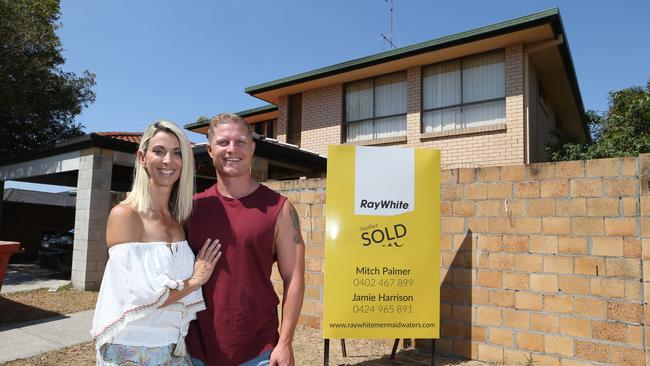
[548,79,650,161]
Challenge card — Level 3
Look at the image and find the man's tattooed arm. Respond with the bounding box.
[288,204,303,244]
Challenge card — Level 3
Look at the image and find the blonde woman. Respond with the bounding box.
[91,121,221,365]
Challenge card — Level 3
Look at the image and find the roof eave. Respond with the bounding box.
[183,104,279,132]
[0,133,138,166]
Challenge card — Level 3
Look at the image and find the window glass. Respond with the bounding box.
[345,72,406,142]
[347,120,374,142]
[464,100,505,128]
[374,73,406,117]
[463,51,505,103]
[346,79,373,122]
[422,50,505,132]
[423,107,461,133]
[375,115,406,138]
[422,61,461,109]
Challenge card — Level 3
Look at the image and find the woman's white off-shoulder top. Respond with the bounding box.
[90,241,205,352]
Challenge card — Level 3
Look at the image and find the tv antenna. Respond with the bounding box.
[380,0,397,49]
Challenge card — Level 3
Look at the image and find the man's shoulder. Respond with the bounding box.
[256,183,287,203]
[258,183,278,194]
[190,185,222,218]
[193,184,217,201]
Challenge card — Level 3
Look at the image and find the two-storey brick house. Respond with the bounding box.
[187,8,588,169]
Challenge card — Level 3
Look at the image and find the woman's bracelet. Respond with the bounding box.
[175,279,185,292]
[166,278,202,291]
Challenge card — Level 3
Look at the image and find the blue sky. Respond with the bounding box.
[56,0,648,140]
[7,0,649,192]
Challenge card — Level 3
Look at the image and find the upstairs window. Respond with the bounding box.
[345,72,406,142]
[422,50,505,133]
[254,119,275,139]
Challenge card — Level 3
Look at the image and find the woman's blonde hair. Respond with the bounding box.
[123,120,195,222]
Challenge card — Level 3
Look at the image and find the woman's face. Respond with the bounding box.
[139,131,182,187]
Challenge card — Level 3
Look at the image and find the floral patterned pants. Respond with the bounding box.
[99,343,192,366]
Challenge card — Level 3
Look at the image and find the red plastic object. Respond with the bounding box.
[0,241,22,292]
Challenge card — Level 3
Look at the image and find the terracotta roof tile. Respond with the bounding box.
[95,132,142,144]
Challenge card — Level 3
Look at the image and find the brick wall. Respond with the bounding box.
[265,154,650,365]
[300,85,343,154]
[276,95,288,144]
[275,45,526,168]
[266,178,326,330]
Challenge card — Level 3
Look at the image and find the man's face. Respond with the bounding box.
[207,121,255,178]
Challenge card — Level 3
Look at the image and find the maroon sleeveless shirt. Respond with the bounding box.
[186,184,287,366]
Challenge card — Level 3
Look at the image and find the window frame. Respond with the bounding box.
[344,71,407,143]
[420,49,506,134]
[254,119,276,139]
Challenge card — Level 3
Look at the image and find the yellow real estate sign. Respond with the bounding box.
[323,145,440,339]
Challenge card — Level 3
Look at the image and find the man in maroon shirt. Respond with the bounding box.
[186,113,305,366]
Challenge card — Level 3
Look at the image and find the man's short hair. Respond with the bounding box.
[207,113,253,141]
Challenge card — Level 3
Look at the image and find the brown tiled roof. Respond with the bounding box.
[95,132,142,144]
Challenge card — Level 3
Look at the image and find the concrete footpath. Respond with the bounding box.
[1,265,70,294]
[0,265,89,363]
[0,310,93,363]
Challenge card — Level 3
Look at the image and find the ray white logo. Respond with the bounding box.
[359,199,410,210]
[354,146,414,216]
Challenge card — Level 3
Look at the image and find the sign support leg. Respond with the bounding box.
[323,338,329,366]
[340,339,347,357]
[430,339,435,366]
[390,338,400,359]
